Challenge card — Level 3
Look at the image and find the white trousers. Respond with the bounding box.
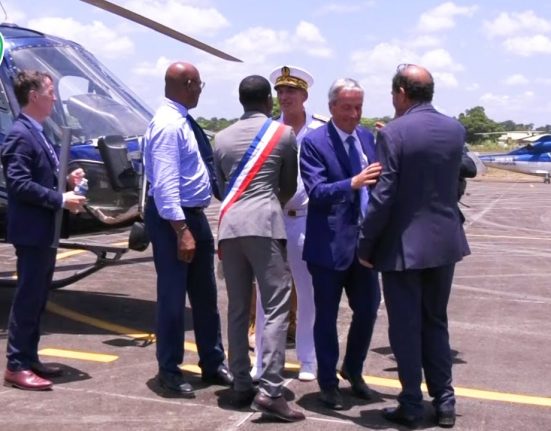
[254,215,316,369]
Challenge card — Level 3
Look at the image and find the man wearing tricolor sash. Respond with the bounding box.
[214,75,304,422]
[250,65,325,384]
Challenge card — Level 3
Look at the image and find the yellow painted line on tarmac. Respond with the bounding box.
[56,249,89,259]
[56,241,129,260]
[453,386,551,407]
[46,301,155,343]
[47,301,551,407]
[38,348,118,363]
[356,376,551,407]
[46,301,198,354]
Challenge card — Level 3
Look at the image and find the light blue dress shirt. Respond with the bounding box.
[144,98,211,221]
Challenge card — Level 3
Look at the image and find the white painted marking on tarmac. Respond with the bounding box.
[232,412,255,428]
[464,185,515,228]
[455,272,551,279]
[58,386,208,408]
[307,416,357,425]
[453,283,550,303]
[468,233,551,241]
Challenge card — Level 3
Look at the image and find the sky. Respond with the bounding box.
[3,0,551,127]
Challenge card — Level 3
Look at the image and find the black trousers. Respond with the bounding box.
[7,245,57,371]
[382,264,456,416]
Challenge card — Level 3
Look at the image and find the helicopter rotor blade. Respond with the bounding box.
[80,0,242,62]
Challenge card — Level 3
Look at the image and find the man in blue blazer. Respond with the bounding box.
[358,64,470,429]
[1,70,86,390]
[300,78,382,409]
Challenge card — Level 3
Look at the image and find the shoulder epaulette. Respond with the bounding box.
[312,113,329,123]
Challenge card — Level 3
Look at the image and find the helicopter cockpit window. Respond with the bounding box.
[10,45,151,145]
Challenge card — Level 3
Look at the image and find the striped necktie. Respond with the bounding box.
[346,135,369,219]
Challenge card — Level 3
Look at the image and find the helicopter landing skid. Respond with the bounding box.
[0,241,128,289]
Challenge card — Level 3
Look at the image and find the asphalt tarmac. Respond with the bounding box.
[0,175,550,430]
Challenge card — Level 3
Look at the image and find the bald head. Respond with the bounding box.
[391,64,434,117]
[392,64,434,103]
[165,61,202,109]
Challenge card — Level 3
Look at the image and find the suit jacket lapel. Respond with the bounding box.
[357,128,376,163]
[327,121,352,176]
[18,114,59,171]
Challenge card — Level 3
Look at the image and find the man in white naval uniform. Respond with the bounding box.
[252,65,326,382]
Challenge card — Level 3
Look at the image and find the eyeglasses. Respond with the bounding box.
[186,79,205,90]
[396,63,416,73]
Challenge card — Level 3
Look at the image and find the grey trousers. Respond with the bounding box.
[220,236,291,398]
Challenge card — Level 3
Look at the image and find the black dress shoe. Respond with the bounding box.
[202,364,234,386]
[340,367,372,400]
[231,387,257,408]
[436,408,456,428]
[382,406,422,429]
[319,387,344,410]
[30,362,63,378]
[251,392,305,422]
[158,371,194,395]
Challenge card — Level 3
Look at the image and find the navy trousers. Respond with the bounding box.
[7,245,57,371]
[145,201,225,376]
[307,261,380,390]
[382,264,456,417]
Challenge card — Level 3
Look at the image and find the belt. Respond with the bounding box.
[285,209,307,217]
[183,207,205,214]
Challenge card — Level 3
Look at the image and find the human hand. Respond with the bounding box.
[67,168,85,189]
[351,162,382,189]
[177,228,196,263]
[63,191,86,214]
[358,257,373,268]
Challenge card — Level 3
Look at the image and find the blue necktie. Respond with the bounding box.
[41,132,59,172]
[187,114,221,200]
[346,135,369,218]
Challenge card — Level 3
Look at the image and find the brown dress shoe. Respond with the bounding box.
[30,362,63,378]
[251,392,305,422]
[4,369,53,391]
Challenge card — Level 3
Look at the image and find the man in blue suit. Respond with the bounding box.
[300,78,382,409]
[1,70,86,390]
[358,64,470,429]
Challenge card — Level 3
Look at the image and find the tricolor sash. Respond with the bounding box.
[219,118,286,227]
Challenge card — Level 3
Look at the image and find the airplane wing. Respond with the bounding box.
[80,0,242,62]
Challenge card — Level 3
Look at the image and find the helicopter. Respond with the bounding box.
[0,0,240,287]
[478,134,551,183]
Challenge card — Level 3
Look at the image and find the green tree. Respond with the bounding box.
[360,116,393,132]
[536,125,551,133]
[271,97,281,119]
[458,106,503,145]
[196,117,237,132]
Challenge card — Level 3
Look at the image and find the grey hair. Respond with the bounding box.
[328,78,363,104]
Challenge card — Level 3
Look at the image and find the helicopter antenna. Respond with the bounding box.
[80,0,242,62]
[0,1,8,22]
